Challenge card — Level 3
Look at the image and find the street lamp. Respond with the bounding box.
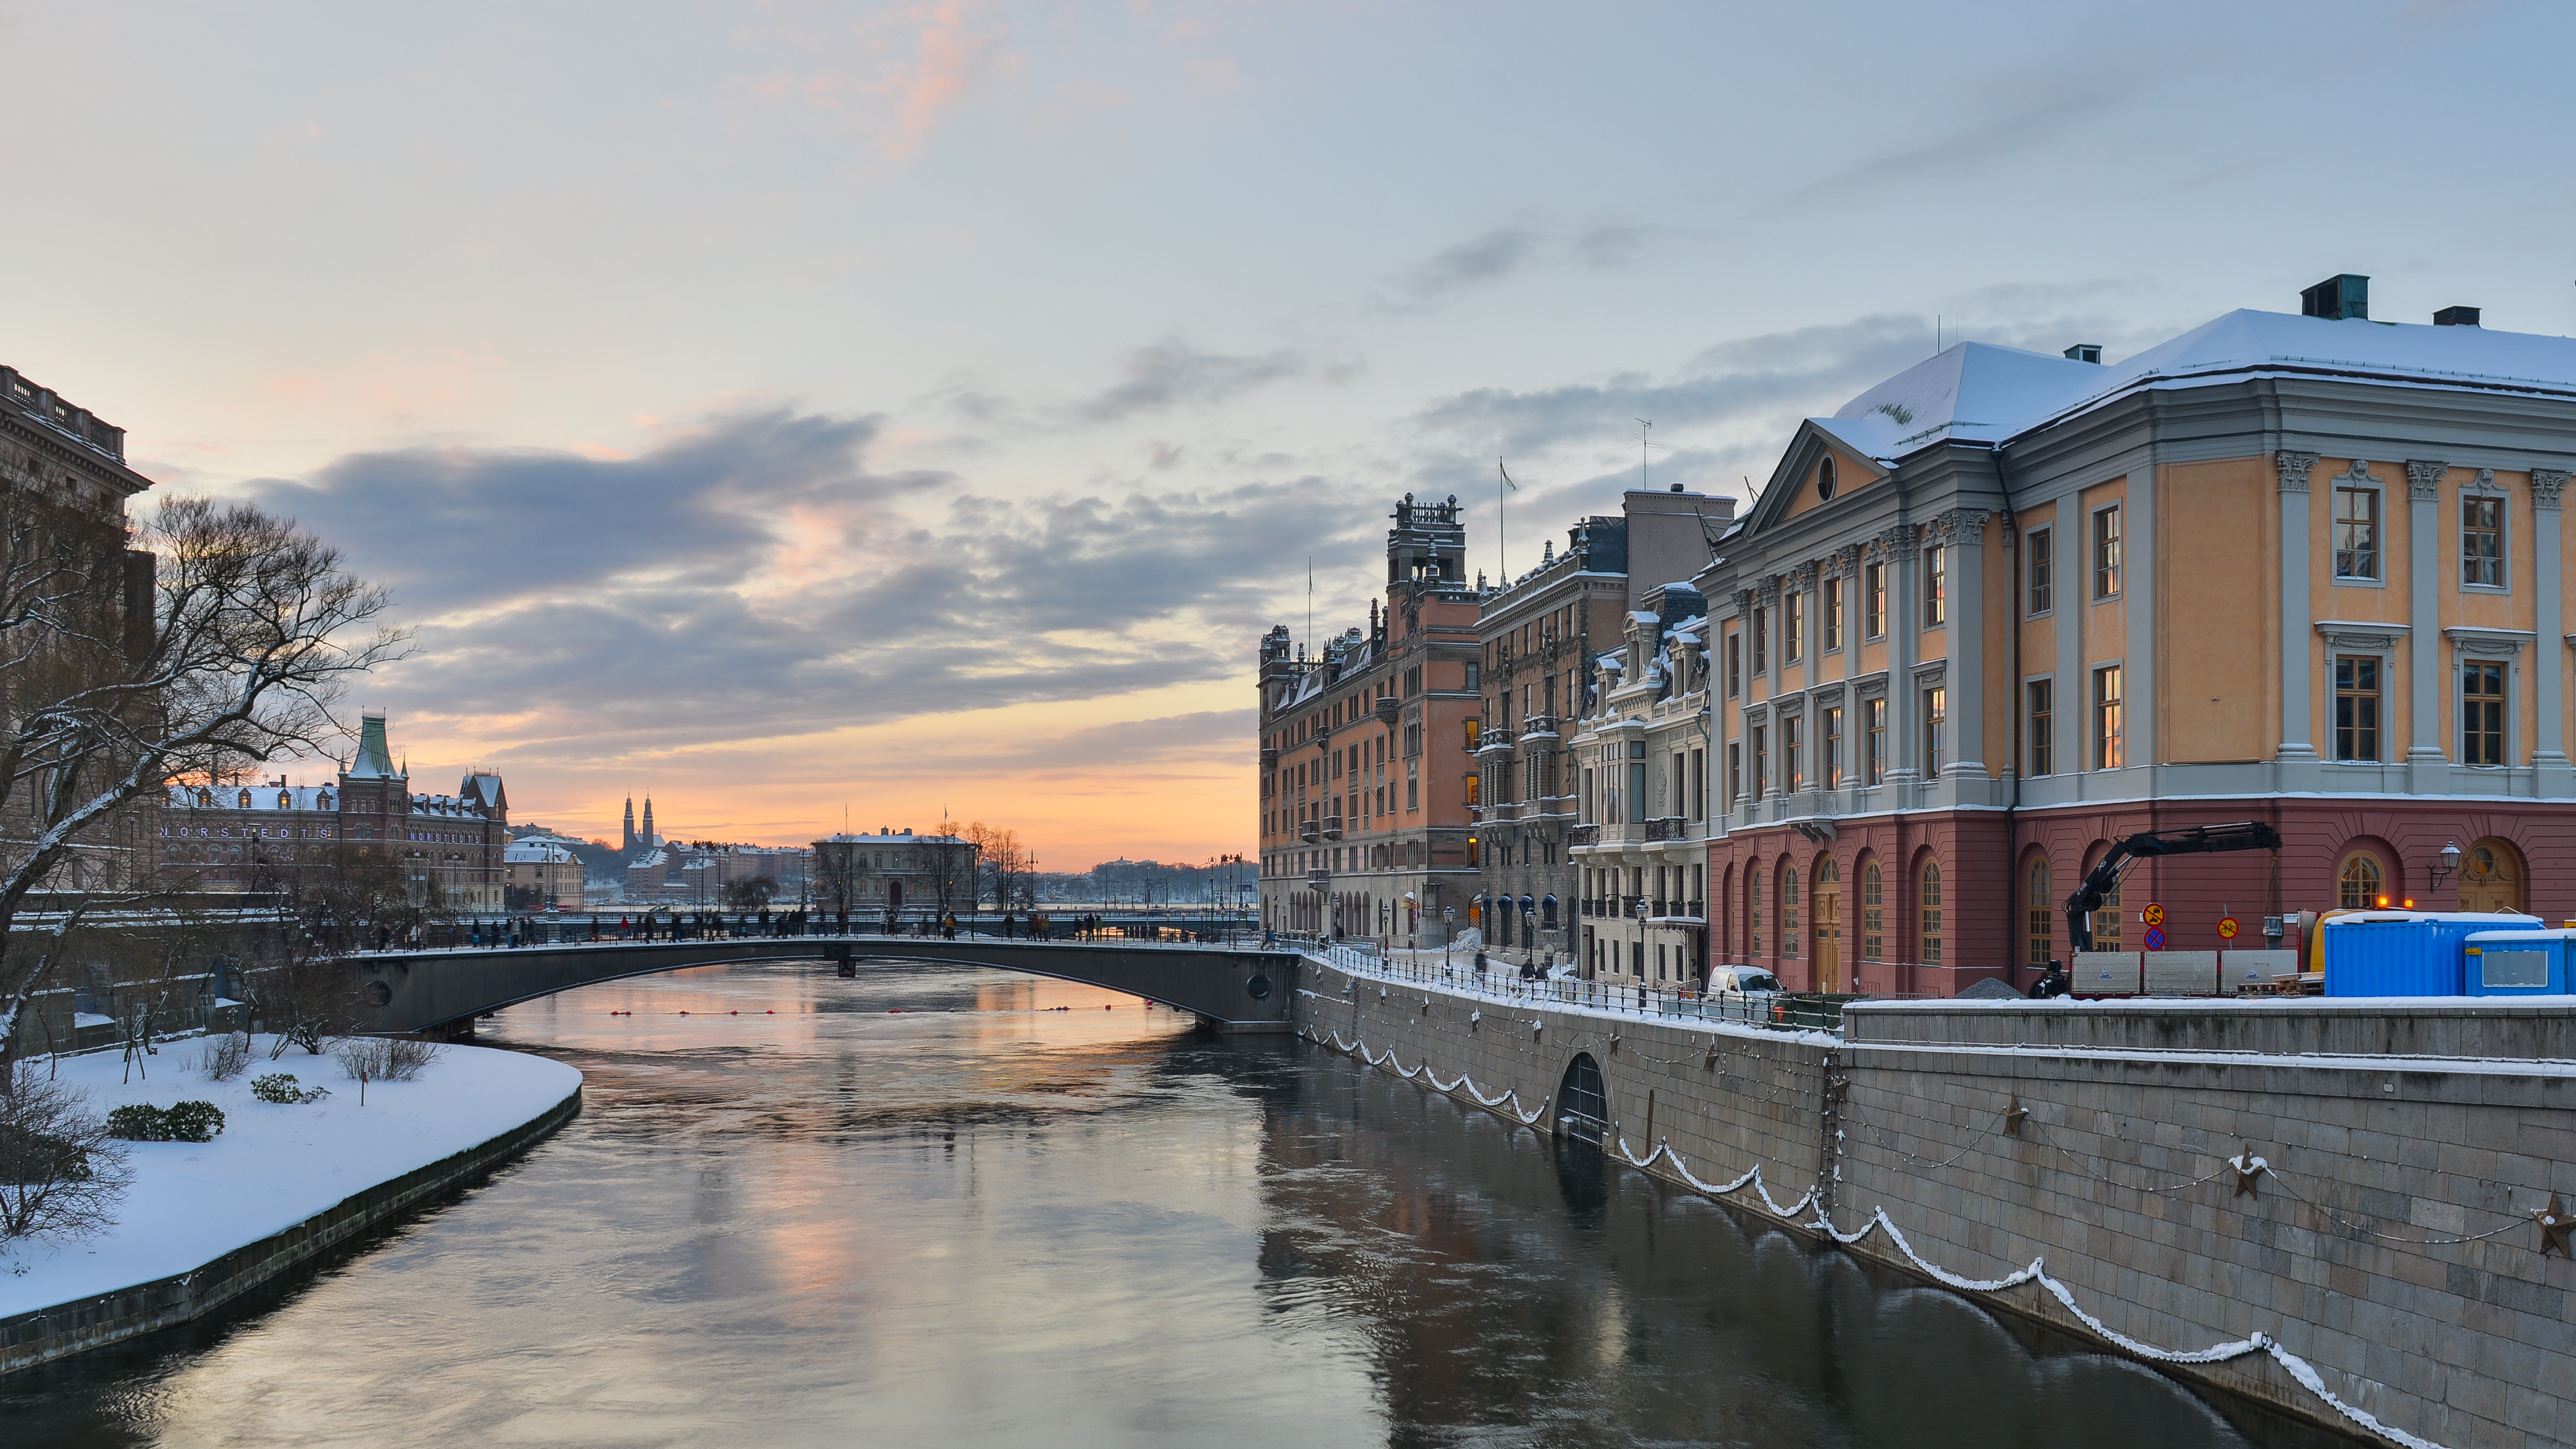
[2431,839,2463,899]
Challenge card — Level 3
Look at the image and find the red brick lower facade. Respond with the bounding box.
[1709,798,2576,996]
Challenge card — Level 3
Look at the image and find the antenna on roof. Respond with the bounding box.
[1498,458,1518,583]
[1636,419,1652,490]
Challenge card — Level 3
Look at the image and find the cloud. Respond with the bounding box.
[1068,340,1309,425]
[1373,222,1677,313]
[243,411,1380,771]
[879,0,1013,158]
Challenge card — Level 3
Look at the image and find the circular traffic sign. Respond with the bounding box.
[2217,916,2240,940]
[2143,925,2167,951]
[2142,902,2166,928]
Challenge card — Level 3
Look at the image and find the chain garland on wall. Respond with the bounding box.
[1301,961,2468,1449]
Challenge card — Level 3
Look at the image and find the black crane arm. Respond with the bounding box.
[2062,821,2282,954]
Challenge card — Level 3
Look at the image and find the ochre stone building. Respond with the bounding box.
[1704,280,2576,993]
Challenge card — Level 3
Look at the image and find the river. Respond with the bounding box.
[4,959,2356,1447]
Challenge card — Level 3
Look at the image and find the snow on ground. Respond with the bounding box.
[1,1037,580,1315]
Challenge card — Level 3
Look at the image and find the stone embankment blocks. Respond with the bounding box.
[1297,964,2576,1449]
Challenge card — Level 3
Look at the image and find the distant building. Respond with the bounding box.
[150,711,508,910]
[812,829,975,921]
[1259,493,1483,944]
[503,838,583,909]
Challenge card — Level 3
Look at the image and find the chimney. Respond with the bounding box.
[2300,273,2369,321]
[2433,305,2481,327]
[2063,344,2102,364]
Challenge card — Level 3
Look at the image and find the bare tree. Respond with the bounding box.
[924,823,976,923]
[961,822,1031,913]
[0,1060,131,1242]
[0,497,407,1076]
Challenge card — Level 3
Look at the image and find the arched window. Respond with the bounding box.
[1782,866,1801,959]
[237,789,252,808]
[277,791,293,809]
[1748,866,1762,958]
[1921,861,1943,966]
[1862,862,1883,962]
[2028,858,2053,968]
[2337,852,2383,910]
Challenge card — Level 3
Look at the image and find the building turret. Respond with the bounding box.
[1386,492,1466,588]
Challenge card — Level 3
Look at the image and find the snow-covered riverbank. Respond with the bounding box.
[2,1038,580,1319]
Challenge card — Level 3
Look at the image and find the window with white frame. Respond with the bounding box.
[2462,660,2507,766]
[2092,504,2123,599]
[2027,527,2053,615]
[1924,547,1947,626]
[2462,494,2505,589]
[2334,483,2379,581]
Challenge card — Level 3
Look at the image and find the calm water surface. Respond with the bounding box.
[5,960,2356,1447]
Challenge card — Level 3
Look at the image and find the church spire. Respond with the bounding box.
[622,797,637,855]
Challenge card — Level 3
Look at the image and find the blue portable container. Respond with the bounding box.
[2321,911,2543,997]
[2462,929,2574,997]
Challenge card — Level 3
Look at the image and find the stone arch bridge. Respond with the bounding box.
[353,937,1302,1035]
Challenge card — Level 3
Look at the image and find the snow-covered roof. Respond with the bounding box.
[504,840,575,863]
[1818,310,2576,466]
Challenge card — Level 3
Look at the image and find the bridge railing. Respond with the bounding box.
[1304,943,1852,1034]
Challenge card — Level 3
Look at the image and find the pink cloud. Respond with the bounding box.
[880,1,1011,158]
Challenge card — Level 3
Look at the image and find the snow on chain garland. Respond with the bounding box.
[1304,1022,2441,1449]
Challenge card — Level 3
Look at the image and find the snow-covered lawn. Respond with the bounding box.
[1,1037,580,1316]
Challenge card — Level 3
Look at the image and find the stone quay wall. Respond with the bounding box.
[1294,961,2576,1449]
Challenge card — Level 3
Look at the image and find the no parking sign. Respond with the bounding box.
[2143,925,2167,951]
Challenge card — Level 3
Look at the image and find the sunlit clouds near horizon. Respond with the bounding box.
[5,1,2571,865]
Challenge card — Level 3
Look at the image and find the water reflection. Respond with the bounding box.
[2,961,2353,1448]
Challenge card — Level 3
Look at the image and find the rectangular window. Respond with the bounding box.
[1465,719,1480,750]
[1784,716,1804,793]
[2027,527,2053,615]
[1823,577,1845,651]
[1924,547,1946,626]
[1751,726,1767,799]
[2463,495,2504,588]
[1822,706,1844,789]
[1727,631,1740,697]
[2334,655,2380,762]
[2093,504,2123,599]
[1864,562,1886,638]
[2333,486,2377,581]
[1691,749,1704,820]
[1465,773,1480,806]
[1923,687,1945,775]
[1864,697,1887,785]
[2463,661,2506,766]
[2093,665,2125,769]
[2027,678,2054,776]
[1728,741,1742,804]
[1783,593,1805,664]
[1464,662,1480,691]
[1751,608,1768,674]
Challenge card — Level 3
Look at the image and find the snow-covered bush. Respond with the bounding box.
[0,1063,131,1242]
[105,1101,226,1143]
[251,1073,329,1105]
[200,1031,251,1082]
[333,1036,440,1083]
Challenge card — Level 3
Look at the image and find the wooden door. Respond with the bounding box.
[2458,838,2526,913]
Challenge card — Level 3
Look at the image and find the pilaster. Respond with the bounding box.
[1880,524,1919,800]
[2402,460,2447,784]
[2274,451,2322,787]
[2123,466,2157,773]
[2534,469,2572,795]
[1934,508,1991,785]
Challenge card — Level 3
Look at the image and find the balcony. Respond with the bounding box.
[1321,816,1343,840]
[1260,747,1279,767]
[1299,820,1320,844]
[1567,823,1599,847]
[1375,696,1400,724]
[1518,714,1558,743]
[1306,870,1331,887]
[1644,816,1691,842]
[1474,727,1515,757]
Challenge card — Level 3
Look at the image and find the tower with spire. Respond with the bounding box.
[641,796,657,849]
[622,797,637,856]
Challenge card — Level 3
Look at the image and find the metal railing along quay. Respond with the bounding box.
[1303,941,1856,1034]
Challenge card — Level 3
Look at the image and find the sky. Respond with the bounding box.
[4,0,2572,868]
